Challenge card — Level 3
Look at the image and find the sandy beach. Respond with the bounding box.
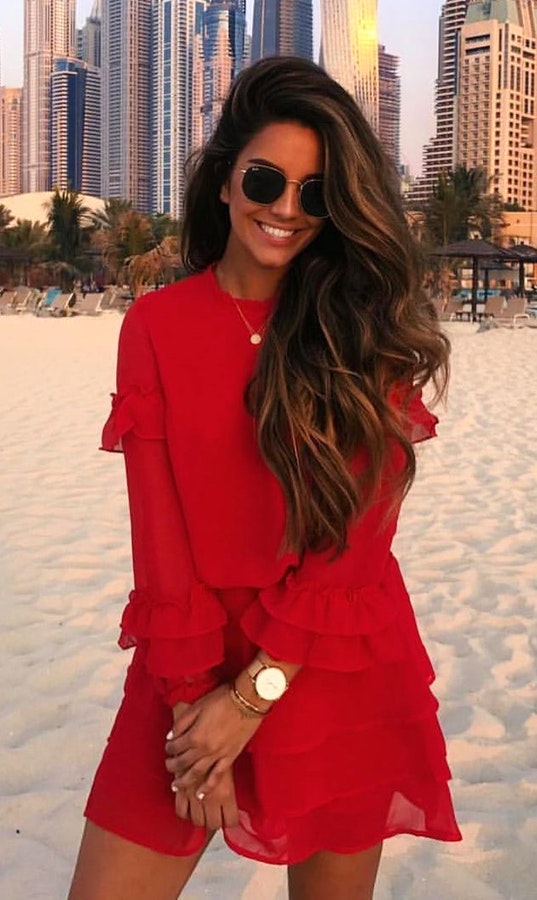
[0,313,536,899]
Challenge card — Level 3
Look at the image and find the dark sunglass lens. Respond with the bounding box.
[242,166,285,205]
[301,179,328,218]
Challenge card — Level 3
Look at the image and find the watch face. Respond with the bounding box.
[255,667,287,701]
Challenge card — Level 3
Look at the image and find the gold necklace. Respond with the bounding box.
[229,297,266,345]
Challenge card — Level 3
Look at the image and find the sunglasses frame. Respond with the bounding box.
[238,164,329,219]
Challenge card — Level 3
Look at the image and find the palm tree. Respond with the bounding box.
[0,219,48,284]
[45,187,92,287]
[0,204,14,233]
[423,166,504,246]
[125,235,183,297]
[90,203,154,285]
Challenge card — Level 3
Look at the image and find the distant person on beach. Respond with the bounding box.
[69,57,461,900]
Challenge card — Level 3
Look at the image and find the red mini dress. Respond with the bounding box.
[85,267,462,863]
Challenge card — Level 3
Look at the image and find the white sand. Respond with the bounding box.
[0,313,536,899]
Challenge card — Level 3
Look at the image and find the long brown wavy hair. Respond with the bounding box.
[182,57,449,556]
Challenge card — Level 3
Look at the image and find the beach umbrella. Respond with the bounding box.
[501,243,537,293]
[430,239,505,321]
[429,239,512,322]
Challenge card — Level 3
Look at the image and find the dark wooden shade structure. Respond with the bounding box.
[430,239,537,321]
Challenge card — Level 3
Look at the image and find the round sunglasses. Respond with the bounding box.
[238,164,329,219]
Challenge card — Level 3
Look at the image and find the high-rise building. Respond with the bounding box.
[192,1,207,151]
[102,0,152,211]
[78,0,102,68]
[408,0,470,204]
[152,0,198,218]
[23,0,77,192]
[251,0,313,62]
[456,0,537,210]
[378,45,401,168]
[203,1,247,141]
[0,88,23,196]
[320,0,379,130]
[50,58,101,196]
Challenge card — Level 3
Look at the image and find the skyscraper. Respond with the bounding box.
[320,0,379,130]
[456,0,537,210]
[0,88,23,196]
[378,45,401,168]
[409,0,470,203]
[152,0,198,218]
[251,0,313,62]
[50,58,101,196]
[203,1,247,141]
[78,0,102,68]
[102,0,152,211]
[192,1,207,151]
[77,0,102,197]
[23,0,77,192]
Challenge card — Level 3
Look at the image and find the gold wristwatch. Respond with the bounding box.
[246,658,289,702]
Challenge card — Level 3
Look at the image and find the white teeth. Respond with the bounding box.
[259,223,295,238]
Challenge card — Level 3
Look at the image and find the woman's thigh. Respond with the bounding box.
[287,842,383,900]
[68,820,214,900]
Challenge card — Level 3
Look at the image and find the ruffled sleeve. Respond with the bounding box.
[390,382,439,444]
[240,567,406,672]
[102,302,227,705]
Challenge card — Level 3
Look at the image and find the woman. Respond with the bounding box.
[69,57,461,899]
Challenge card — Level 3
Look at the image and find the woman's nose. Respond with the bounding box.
[270,181,301,218]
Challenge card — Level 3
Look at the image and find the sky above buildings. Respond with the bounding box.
[0,0,443,176]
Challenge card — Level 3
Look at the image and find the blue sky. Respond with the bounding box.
[0,0,443,175]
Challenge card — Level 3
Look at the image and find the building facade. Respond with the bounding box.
[0,88,23,197]
[23,0,77,192]
[102,0,152,211]
[203,1,246,141]
[251,0,313,61]
[320,0,379,130]
[50,58,101,197]
[78,0,102,68]
[456,0,537,210]
[192,1,207,151]
[152,0,198,218]
[408,0,470,205]
[378,45,401,168]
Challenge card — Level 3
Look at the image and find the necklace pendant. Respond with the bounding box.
[250,333,262,345]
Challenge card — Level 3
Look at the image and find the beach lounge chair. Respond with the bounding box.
[0,291,15,314]
[439,298,464,321]
[36,287,62,315]
[9,286,33,313]
[72,292,105,315]
[496,297,531,327]
[48,292,77,316]
[482,295,505,320]
[11,287,41,313]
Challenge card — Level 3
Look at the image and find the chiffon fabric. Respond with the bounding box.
[85,268,461,863]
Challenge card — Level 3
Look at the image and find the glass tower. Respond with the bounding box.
[320,0,379,130]
[203,1,247,141]
[23,0,77,192]
[102,0,152,211]
[251,0,313,62]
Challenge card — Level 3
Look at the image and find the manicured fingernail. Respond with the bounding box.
[171,783,179,793]
[166,729,174,740]
[196,791,206,801]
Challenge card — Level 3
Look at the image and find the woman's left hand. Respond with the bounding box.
[165,684,263,795]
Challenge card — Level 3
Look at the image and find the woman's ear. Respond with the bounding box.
[220,179,230,205]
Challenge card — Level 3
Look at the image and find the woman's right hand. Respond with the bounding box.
[173,767,239,831]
